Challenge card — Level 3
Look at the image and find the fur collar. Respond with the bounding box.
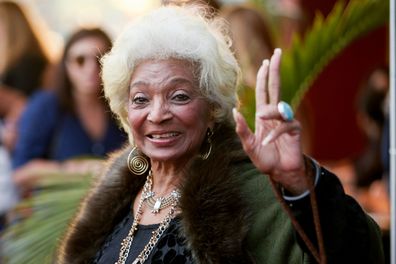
[57,123,254,263]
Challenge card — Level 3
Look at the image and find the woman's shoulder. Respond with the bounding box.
[27,90,59,111]
[19,90,60,128]
[29,89,56,101]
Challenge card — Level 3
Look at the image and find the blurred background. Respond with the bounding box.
[6,0,389,163]
[0,0,390,263]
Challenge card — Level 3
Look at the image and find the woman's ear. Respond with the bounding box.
[208,106,216,129]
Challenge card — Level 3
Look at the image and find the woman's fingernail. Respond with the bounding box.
[275,48,282,55]
[232,108,238,120]
[262,59,269,67]
[262,131,274,146]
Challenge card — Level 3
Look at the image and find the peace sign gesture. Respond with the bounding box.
[233,49,308,195]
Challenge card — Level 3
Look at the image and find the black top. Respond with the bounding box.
[95,213,193,264]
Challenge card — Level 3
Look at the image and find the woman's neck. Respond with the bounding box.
[73,91,102,108]
[149,162,188,196]
[72,91,107,141]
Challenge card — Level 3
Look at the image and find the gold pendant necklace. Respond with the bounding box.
[115,171,180,264]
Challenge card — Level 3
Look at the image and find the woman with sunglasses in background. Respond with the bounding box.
[11,28,127,193]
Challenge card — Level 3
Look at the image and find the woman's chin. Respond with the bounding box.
[74,84,101,96]
[147,151,194,165]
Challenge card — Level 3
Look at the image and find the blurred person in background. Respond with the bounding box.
[354,66,389,189]
[348,66,390,262]
[221,5,274,90]
[11,28,127,195]
[0,0,53,230]
[220,4,275,132]
[220,5,313,154]
[354,66,390,232]
[276,0,307,48]
[0,0,53,150]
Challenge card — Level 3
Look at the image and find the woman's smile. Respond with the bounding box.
[148,131,180,139]
[146,131,181,146]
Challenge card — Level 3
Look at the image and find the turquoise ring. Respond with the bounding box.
[277,101,294,122]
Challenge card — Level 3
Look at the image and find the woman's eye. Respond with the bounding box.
[172,93,190,102]
[131,96,148,105]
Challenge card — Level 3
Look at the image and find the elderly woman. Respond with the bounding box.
[57,5,383,264]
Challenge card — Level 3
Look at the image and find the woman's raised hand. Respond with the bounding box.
[233,49,308,195]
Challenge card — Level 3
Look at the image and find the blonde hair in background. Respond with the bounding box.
[221,4,274,88]
[0,1,52,74]
[102,4,241,142]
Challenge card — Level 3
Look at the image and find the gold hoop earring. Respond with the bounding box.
[200,128,213,160]
[127,146,149,175]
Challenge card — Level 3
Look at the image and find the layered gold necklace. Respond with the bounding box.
[116,170,180,264]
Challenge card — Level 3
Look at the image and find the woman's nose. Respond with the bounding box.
[147,101,172,123]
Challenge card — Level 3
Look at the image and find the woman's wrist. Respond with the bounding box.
[282,156,321,200]
[271,155,307,195]
[281,173,309,196]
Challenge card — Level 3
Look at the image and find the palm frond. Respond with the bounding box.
[280,0,389,107]
[1,173,91,264]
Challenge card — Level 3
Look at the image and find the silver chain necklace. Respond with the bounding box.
[115,171,180,264]
[145,189,180,214]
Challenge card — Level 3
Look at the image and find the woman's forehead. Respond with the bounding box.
[68,37,107,56]
[130,59,198,88]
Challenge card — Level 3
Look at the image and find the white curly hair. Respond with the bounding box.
[101,4,241,140]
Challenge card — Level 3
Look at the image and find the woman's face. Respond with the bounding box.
[127,59,213,164]
[66,36,108,96]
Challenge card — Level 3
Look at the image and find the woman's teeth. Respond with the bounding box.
[151,132,178,139]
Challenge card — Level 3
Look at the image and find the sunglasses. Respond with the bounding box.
[67,54,101,67]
